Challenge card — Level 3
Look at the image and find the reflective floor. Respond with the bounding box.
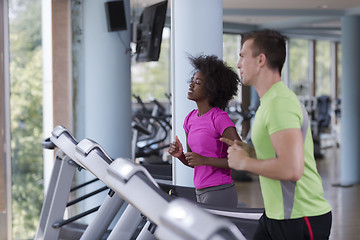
[234,146,360,240]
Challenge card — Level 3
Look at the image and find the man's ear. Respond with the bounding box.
[258,53,266,67]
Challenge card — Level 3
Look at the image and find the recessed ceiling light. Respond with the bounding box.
[317,4,329,9]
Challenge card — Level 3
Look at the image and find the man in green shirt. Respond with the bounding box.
[221,30,332,239]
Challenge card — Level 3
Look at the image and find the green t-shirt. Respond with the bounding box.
[252,81,331,220]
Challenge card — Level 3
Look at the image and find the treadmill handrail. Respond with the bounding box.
[73,136,250,240]
[49,125,87,169]
[42,137,56,149]
[107,158,159,187]
[156,198,246,240]
[52,125,77,145]
[76,138,113,164]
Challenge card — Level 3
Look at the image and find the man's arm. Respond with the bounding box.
[224,128,304,181]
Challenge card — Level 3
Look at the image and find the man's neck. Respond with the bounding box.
[253,69,282,98]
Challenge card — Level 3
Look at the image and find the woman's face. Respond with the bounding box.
[187,71,207,102]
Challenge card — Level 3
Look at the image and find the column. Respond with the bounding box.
[340,16,360,185]
[0,0,12,238]
[76,0,132,219]
[171,0,223,186]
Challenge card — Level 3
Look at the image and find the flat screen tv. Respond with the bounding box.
[135,0,168,62]
[105,1,127,32]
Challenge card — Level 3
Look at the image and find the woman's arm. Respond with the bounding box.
[186,126,241,168]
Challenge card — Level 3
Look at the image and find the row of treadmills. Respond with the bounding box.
[34,125,264,240]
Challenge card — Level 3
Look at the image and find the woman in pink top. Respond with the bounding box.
[168,55,241,208]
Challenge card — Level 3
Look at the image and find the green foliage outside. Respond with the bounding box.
[337,44,342,95]
[316,40,331,96]
[131,28,170,103]
[289,38,310,95]
[223,34,240,71]
[131,32,241,104]
[289,38,335,97]
[9,0,43,239]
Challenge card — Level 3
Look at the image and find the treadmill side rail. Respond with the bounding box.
[155,198,246,240]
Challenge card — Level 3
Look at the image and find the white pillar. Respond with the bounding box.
[82,0,132,158]
[77,0,132,219]
[171,0,223,187]
[340,16,360,185]
[41,0,54,193]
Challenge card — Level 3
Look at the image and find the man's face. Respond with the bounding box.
[237,39,259,86]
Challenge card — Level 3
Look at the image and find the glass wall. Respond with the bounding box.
[130,32,242,104]
[129,32,342,102]
[337,43,342,97]
[131,27,170,103]
[316,40,332,96]
[9,0,44,239]
[288,38,310,96]
[223,34,240,70]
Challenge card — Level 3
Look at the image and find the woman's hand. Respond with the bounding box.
[184,152,206,166]
[168,136,184,158]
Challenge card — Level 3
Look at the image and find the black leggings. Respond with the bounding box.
[253,211,332,240]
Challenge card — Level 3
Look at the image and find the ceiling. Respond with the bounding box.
[130,0,360,41]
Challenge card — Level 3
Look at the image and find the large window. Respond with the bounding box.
[288,38,310,96]
[223,34,240,70]
[131,27,170,102]
[130,32,242,103]
[337,43,342,97]
[316,40,331,96]
[223,34,242,103]
[9,0,43,238]
[288,38,339,98]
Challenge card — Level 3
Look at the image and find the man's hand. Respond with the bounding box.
[220,137,248,170]
[220,137,257,171]
[220,137,256,158]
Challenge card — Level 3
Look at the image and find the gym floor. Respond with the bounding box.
[234,146,360,240]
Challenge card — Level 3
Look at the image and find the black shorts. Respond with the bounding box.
[253,211,332,240]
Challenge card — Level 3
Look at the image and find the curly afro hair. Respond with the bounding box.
[188,55,240,110]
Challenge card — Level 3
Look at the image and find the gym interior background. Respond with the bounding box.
[1,0,360,239]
